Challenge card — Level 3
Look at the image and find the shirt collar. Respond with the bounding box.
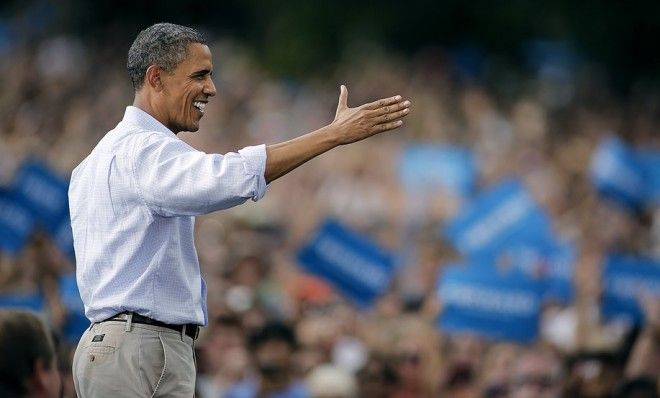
[122,106,176,137]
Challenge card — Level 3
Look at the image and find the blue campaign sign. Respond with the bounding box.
[637,149,660,206]
[444,179,551,257]
[58,272,89,343]
[0,292,44,311]
[589,136,646,210]
[297,219,395,308]
[602,254,660,324]
[0,188,35,254]
[398,144,476,197]
[437,265,543,343]
[12,159,69,233]
[59,272,84,313]
[53,211,75,260]
[501,239,575,304]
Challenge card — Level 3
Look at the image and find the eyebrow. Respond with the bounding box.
[190,69,213,77]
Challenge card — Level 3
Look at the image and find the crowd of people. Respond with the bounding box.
[0,28,659,398]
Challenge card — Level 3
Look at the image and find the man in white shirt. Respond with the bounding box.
[69,22,410,397]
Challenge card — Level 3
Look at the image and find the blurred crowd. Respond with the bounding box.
[0,28,659,398]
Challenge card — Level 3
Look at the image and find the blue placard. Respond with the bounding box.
[500,239,575,304]
[637,149,660,206]
[58,272,89,343]
[0,188,35,254]
[444,179,551,257]
[12,159,69,233]
[52,211,75,260]
[589,136,646,211]
[59,272,84,313]
[398,144,475,197]
[297,219,395,308]
[601,254,660,324]
[0,292,44,311]
[437,265,543,343]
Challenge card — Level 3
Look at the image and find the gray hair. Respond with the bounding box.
[127,22,207,90]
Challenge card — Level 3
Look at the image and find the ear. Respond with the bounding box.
[145,65,165,92]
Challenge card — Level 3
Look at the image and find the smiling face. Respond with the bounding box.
[158,42,216,133]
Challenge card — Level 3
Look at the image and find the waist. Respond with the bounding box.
[102,312,199,340]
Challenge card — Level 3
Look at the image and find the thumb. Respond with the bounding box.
[336,84,348,113]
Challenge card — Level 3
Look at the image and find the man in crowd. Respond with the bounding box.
[0,309,61,398]
[69,22,410,397]
[226,321,308,398]
[196,315,248,397]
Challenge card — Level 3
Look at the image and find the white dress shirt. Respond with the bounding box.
[69,106,267,325]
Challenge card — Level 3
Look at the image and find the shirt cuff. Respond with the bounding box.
[238,144,267,201]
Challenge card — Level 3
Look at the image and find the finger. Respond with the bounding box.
[361,95,403,110]
[372,120,404,133]
[337,85,348,112]
[372,107,410,125]
[370,100,411,116]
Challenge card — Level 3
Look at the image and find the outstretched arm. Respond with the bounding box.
[264,85,411,183]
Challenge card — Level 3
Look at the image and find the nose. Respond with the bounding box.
[204,78,217,97]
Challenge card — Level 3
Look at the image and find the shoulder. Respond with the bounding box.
[116,122,166,146]
[109,124,189,163]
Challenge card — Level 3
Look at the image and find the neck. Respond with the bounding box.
[133,92,176,134]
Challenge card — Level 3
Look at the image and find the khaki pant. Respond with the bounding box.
[72,320,196,397]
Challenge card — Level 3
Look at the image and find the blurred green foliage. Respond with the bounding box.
[2,0,660,88]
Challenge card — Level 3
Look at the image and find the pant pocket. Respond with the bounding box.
[139,332,167,397]
[79,325,118,364]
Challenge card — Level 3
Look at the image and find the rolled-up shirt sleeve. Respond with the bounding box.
[131,132,267,217]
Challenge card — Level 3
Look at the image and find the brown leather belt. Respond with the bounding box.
[106,312,199,340]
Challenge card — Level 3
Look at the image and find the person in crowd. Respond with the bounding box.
[196,315,248,398]
[625,295,660,386]
[356,354,396,398]
[226,321,309,398]
[305,364,357,398]
[509,347,563,398]
[614,377,659,398]
[0,309,61,398]
[389,317,442,397]
[563,352,623,398]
